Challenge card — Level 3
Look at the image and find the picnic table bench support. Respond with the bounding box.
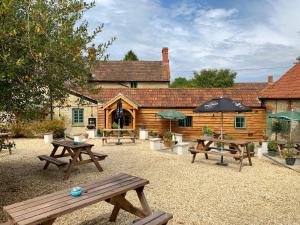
[107,188,151,222]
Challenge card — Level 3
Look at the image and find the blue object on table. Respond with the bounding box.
[70,187,82,197]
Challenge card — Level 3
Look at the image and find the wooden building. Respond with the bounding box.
[72,87,267,141]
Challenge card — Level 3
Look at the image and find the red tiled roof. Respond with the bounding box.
[73,88,262,108]
[234,82,268,90]
[259,62,300,99]
[91,61,170,82]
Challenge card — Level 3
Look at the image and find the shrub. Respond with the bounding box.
[267,140,278,152]
[97,129,103,137]
[31,119,65,138]
[112,122,119,129]
[148,130,158,137]
[203,126,213,136]
[9,122,34,138]
[247,142,255,153]
[163,131,173,141]
[281,150,295,158]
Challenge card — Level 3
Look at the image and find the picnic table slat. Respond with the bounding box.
[15,178,148,225]
[4,173,129,211]
[10,176,142,218]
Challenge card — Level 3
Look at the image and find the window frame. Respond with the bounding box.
[178,116,193,127]
[72,108,84,126]
[234,116,246,129]
[130,81,138,88]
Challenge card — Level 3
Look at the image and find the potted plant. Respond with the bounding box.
[272,121,283,141]
[148,130,158,138]
[203,126,213,138]
[267,140,278,156]
[282,149,296,166]
[163,131,173,147]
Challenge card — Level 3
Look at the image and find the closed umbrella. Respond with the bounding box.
[193,97,252,165]
[115,99,123,145]
[156,110,186,132]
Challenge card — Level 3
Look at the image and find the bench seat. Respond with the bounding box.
[0,221,11,225]
[37,155,67,167]
[81,152,107,160]
[134,211,173,225]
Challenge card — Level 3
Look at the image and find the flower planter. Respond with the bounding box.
[149,138,161,150]
[86,129,96,139]
[285,157,296,166]
[268,151,277,157]
[173,142,189,155]
[164,141,172,148]
[44,133,53,144]
[139,130,148,140]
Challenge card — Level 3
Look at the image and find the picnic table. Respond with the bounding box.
[0,133,15,154]
[102,128,136,145]
[189,136,252,171]
[38,140,107,180]
[2,173,154,225]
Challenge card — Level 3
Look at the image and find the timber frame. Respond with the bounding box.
[103,93,139,129]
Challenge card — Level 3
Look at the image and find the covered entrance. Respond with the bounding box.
[103,94,139,129]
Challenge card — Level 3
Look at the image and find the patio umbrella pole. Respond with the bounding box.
[216,112,228,166]
[170,119,171,132]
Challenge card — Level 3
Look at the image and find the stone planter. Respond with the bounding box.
[149,138,161,150]
[268,151,277,157]
[44,133,53,144]
[173,133,183,144]
[74,135,83,144]
[139,130,148,140]
[173,142,189,155]
[86,129,96,139]
[285,157,296,166]
[261,141,268,154]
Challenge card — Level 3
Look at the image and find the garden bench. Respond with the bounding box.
[190,137,252,171]
[37,155,67,167]
[134,211,173,225]
[2,173,152,225]
[102,136,136,145]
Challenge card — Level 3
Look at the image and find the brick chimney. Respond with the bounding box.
[162,47,169,62]
[267,75,273,84]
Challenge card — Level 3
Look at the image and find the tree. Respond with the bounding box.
[170,69,236,88]
[191,69,236,88]
[0,0,114,121]
[123,50,139,61]
[170,77,191,88]
[272,121,283,141]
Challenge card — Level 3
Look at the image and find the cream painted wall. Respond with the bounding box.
[52,94,98,135]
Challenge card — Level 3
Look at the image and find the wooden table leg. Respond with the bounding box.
[136,187,152,216]
[191,153,197,163]
[239,148,244,172]
[85,147,103,172]
[109,193,126,222]
[63,149,81,180]
[44,145,58,170]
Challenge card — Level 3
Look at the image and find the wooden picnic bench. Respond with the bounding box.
[189,136,252,171]
[38,140,107,180]
[0,133,15,154]
[102,128,136,145]
[134,211,173,225]
[2,173,154,225]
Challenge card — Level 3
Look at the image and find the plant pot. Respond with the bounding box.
[268,151,277,157]
[164,141,172,148]
[285,157,296,166]
[44,133,53,144]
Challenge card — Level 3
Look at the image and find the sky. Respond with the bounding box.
[84,0,300,82]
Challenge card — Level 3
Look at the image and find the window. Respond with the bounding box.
[235,116,246,128]
[179,116,192,127]
[72,108,84,126]
[130,81,138,88]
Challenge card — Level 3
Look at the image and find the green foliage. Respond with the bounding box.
[163,131,173,141]
[0,0,114,120]
[97,129,103,137]
[170,69,236,88]
[281,149,295,158]
[112,122,119,129]
[148,130,158,137]
[9,122,34,138]
[272,121,283,140]
[203,126,213,136]
[123,50,138,61]
[267,140,278,152]
[31,119,65,138]
[170,77,191,88]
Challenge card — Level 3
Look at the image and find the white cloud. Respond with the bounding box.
[84,0,300,82]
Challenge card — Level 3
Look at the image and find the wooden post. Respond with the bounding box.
[133,110,136,129]
[105,109,109,129]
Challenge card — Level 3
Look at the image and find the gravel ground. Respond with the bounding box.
[0,138,300,225]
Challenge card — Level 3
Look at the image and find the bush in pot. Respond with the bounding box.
[148,130,158,138]
[203,126,213,137]
[163,131,174,147]
[247,142,255,157]
[267,140,278,156]
[282,149,296,166]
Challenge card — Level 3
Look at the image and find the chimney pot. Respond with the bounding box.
[268,75,273,84]
[162,47,169,62]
